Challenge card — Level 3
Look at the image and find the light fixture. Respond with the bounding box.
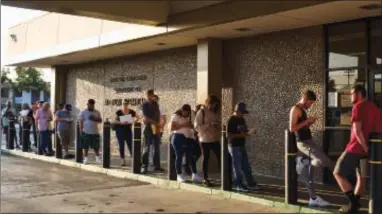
[234,28,251,32]
[359,4,382,10]
[10,34,17,42]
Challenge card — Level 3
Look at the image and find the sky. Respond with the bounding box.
[1,6,51,81]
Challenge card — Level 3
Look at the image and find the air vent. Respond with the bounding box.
[359,4,382,10]
[234,28,251,32]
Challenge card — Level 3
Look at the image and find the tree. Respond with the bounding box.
[1,67,12,84]
[13,66,49,92]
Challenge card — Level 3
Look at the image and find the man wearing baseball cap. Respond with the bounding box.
[227,102,261,192]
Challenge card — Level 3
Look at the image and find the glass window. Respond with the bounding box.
[1,88,9,98]
[371,18,382,65]
[328,22,366,69]
[327,68,366,126]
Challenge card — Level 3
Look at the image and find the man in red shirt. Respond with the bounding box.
[333,85,382,214]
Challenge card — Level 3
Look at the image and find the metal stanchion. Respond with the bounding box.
[132,122,142,174]
[168,134,176,180]
[55,122,62,159]
[221,125,232,191]
[22,118,30,152]
[369,132,382,214]
[8,119,15,150]
[285,129,298,204]
[75,121,83,163]
[102,119,111,168]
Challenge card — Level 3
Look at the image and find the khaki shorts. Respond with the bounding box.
[334,152,368,178]
[57,129,71,146]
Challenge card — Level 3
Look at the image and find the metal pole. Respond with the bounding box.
[168,134,176,180]
[22,117,30,152]
[8,119,15,150]
[285,129,298,204]
[132,122,142,174]
[55,122,62,159]
[75,121,83,163]
[369,132,382,214]
[221,125,232,191]
[102,119,111,168]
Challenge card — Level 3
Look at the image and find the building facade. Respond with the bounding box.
[3,0,381,182]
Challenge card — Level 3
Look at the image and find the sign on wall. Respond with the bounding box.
[105,75,147,106]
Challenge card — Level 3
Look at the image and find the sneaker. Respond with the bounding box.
[309,196,329,207]
[141,168,148,174]
[191,173,202,183]
[234,185,249,193]
[83,157,89,165]
[120,159,126,166]
[339,203,360,214]
[177,174,186,183]
[95,156,102,164]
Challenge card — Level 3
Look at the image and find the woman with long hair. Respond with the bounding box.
[194,95,221,187]
[170,104,202,183]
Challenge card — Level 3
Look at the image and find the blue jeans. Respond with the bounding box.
[228,146,256,187]
[171,133,197,175]
[39,130,52,154]
[141,125,160,169]
[116,127,132,158]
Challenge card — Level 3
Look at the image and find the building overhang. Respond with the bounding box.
[4,0,381,67]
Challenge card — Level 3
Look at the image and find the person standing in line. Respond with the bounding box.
[19,103,34,150]
[184,104,203,175]
[113,99,138,166]
[1,101,16,149]
[194,95,221,187]
[170,104,202,183]
[140,89,162,174]
[289,90,332,207]
[35,102,54,156]
[55,104,74,159]
[79,99,103,165]
[227,102,261,192]
[31,101,40,147]
[333,85,382,214]
[153,95,166,170]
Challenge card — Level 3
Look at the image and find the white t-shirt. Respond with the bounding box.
[170,114,194,139]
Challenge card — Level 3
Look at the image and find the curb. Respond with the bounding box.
[1,149,332,214]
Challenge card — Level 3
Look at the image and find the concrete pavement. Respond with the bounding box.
[1,154,286,213]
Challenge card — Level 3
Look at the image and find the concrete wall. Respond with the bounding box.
[223,26,324,179]
[66,47,197,155]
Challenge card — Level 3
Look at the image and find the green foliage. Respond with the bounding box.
[13,66,49,92]
[1,67,12,84]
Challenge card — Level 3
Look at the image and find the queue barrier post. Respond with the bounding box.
[369,132,382,214]
[132,122,142,174]
[168,134,177,180]
[21,117,30,152]
[102,119,111,168]
[221,125,232,191]
[285,129,298,204]
[8,119,15,150]
[55,122,62,159]
[75,121,83,163]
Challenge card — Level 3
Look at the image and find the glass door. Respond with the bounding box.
[370,68,382,108]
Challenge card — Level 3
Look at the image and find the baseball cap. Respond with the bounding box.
[88,99,95,105]
[234,102,249,114]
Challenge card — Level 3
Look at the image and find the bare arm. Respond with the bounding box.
[194,111,210,133]
[289,106,312,132]
[353,121,368,152]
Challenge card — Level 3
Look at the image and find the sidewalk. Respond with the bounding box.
[0,132,370,214]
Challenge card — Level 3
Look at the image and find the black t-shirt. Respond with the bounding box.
[227,115,248,147]
[115,109,136,129]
